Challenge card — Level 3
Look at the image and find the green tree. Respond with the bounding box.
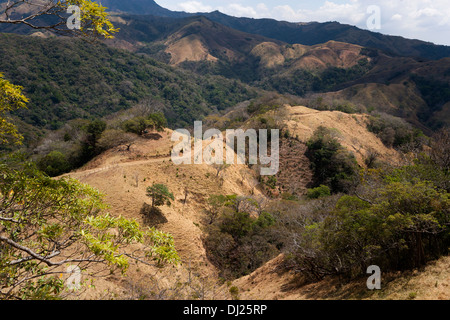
[147,113,168,132]
[306,126,358,193]
[306,185,331,199]
[97,129,138,152]
[0,73,28,145]
[205,194,228,225]
[37,150,71,177]
[146,183,175,208]
[122,117,154,136]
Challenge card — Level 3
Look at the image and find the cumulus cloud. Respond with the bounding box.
[176,1,213,13]
[170,0,450,45]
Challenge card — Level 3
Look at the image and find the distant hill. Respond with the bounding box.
[0,33,258,133]
[88,0,450,60]
[2,0,450,60]
[101,14,450,130]
[98,0,190,17]
[202,11,450,61]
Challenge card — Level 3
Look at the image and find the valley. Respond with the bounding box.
[0,0,449,302]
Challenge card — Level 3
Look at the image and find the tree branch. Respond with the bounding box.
[0,235,104,266]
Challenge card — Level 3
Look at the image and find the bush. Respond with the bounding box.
[367,113,423,148]
[306,126,358,193]
[204,196,278,279]
[285,178,450,281]
[307,185,331,199]
[37,150,70,176]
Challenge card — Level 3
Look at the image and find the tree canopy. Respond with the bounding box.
[146,183,174,208]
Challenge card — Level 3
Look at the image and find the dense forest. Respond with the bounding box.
[0,34,257,132]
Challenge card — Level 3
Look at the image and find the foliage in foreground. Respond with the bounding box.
[0,73,28,145]
[0,160,179,300]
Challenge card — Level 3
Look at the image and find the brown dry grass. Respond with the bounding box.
[275,105,402,166]
[59,130,260,299]
[230,255,450,300]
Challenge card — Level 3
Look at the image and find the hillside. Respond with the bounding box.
[278,105,400,166]
[202,12,450,61]
[0,33,258,141]
[58,129,263,299]
[229,254,450,300]
[2,3,449,131]
[1,1,449,302]
[51,105,418,299]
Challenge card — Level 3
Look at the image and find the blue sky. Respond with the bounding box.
[156,0,450,46]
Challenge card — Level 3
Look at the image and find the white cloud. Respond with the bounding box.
[219,3,258,18]
[391,14,402,21]
[176,1,213,13]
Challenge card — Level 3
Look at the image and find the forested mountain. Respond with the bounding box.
[2,0,450,60]
[0,33,257,132]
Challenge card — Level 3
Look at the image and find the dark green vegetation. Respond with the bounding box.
[367,113,426,148]
[33,111,169,177]
[0,33,257,133]
[98,13,450,131]
[204,195,279,279]
[282,158,450,281]
[260,58,374,96]
[146,183,174,208]
[411,74,450,128]
[306,127,358,194]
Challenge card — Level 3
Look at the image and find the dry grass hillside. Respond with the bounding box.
[251,41,367,70]
[268,105,401,166]
[59,130,263,299]
[161,16,274,65]
[228,254,450,300]
[56,107,447,300]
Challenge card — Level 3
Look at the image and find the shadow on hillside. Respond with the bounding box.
[140,203,168,226]
[143,132,163,140]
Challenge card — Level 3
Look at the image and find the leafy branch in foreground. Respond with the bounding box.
[0,0,118,39]
[0,72,28,145]
[0,161,179,300]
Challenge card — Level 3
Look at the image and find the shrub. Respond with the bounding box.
[306,126,358,193]
[367,113,423,148]
[146,183,174,208]
[285,179,450,281]
[204,196,279,279]
[306,185,331,199]
[37,150,71,176]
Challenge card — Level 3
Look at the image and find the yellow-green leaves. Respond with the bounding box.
[0,73,28,145]
[146,227,180,266]
[61,0,119,39]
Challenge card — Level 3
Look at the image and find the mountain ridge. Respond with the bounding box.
[91,0,450,60]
